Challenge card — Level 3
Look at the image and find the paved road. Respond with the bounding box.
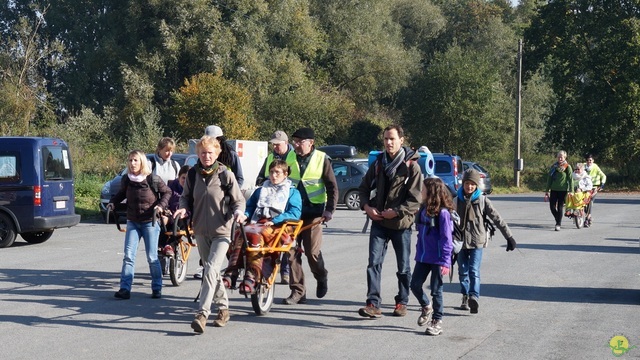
[1,193,638,359]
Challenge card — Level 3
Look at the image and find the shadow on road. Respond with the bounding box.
[477,283,640,305]
[516,242,638,254]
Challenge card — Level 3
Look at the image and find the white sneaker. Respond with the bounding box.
[555,225,561,231]
[193,266,203,279]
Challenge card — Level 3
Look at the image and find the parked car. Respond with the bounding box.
[462,161,492,194]
[0,137,81,248]
[430,153,463,197]
[331,160,369,210]
[99,153,189,219]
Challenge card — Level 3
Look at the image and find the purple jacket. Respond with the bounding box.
[415,207,453,267]
[168,179,183,213]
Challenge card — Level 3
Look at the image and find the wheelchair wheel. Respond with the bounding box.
[574,212,584,229]
[251,282,275,316]
[169,244,188,286]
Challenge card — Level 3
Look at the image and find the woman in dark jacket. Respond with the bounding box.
[108,150,171,300]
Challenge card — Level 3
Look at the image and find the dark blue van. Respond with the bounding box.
[0,137,81,248]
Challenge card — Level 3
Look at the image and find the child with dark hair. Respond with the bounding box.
[410,177,454,336]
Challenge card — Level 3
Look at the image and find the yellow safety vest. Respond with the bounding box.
[290,150,327,204]
[263,151,298,178]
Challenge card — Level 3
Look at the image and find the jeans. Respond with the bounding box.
[120,220,163,292]
[365,222,412,307]
[457,247,483,298]
[410,262,444,320]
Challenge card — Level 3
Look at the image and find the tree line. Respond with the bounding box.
[1,0,638,184]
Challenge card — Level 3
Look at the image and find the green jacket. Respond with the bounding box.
[545,162,574,192]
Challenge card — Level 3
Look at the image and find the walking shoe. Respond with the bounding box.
[151,290,162,299]
[425,319,443,336]
[358,304,382,318]
[281,274,290,284]
[564,210,571,217]
[163,245,174,256]
[460,295,469,310]
[193,266,203,279]
[114,289,130,300]
[555,225,561,231]
[417,305,433,326]
[212,309,230,327]
[191,313,207,333]
[282,292,307,305]
[316,279,328,298]
[469,296,479,314]
[392,303,407,317]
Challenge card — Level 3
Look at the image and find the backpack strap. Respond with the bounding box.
[186,166,233,221]
[146,174,161,201]
[187,167,197,212]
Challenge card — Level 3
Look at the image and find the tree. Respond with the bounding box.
[524,0,640,167]
[171,72,258,141]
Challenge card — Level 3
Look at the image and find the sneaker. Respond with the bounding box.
[392,303,407,317]
[193,266,203,279]
[469,296,479,314]
[584,221,590,228]
[281,274,290,284]
[425,319,443,336]
[213,309,230,327]
[555,225,561,231]
[316,279,328,298]
[460,295,469,310]
[282,292,307,305]
[358,304,382,319]
[417,305,433,326]
[163,245,174,257]
[151,290,162,299]
[114,289,130,300]
[191,313,207,333]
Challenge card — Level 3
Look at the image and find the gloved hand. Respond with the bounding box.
[506,237,517,252]
[599,184,605,191]
[322,211,333,222]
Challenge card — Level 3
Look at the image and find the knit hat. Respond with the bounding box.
[204,125,223,138]
[291,127,314,140]
[462,169,481,186]
[269,130,288,144]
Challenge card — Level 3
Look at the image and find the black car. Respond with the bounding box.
[99,154,189,218]
[331,160,368,210]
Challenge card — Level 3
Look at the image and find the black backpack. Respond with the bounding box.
[186,165,233,221]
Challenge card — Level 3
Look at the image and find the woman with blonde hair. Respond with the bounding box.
[107,150,171,300]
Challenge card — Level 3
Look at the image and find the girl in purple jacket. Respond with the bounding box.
[410,177,454,336]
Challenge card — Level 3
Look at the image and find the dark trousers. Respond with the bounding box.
[549,190,568,226]
[288,217,328,296]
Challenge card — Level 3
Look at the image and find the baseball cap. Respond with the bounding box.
[269,130,288,144]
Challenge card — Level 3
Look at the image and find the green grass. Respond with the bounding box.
[75,174,108,221]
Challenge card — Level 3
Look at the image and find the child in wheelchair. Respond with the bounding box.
[565,162,593,217]
[223,160,302,294]
[159,165,191,256]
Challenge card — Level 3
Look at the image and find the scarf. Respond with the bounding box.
[550,160,568,179]
[196,160,218,178]
[251,179,292,223]
[383,147,406,179]
[128,173,146,183]
[458,188,482,229]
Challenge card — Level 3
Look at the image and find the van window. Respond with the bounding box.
[435,160,451,174]
[0,152,20,182]
[42,146,73,180]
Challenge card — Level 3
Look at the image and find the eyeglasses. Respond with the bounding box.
[292,138,310,145]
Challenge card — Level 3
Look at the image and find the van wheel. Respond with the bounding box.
[0,213,17,248]
[21,231,54,244]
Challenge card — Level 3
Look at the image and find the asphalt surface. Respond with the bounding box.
[1,193,638,359]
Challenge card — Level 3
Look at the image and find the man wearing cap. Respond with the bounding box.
[282,127,338,305]
[255,130,297,186]
[357,124,423,318]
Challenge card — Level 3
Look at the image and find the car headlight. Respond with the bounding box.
[101,182,110,198]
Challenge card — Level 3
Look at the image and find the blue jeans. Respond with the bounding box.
[457,248,483,298]
[366,222,412,307]
[120,220,163,292]
[410,262,444,320]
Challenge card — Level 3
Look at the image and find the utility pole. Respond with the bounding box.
[514,39,523,187]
